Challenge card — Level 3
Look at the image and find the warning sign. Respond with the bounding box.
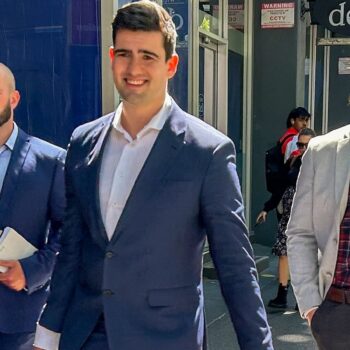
[261,2,295,29]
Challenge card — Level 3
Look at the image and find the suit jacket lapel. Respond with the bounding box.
[335,129,350,223]
[0,128,30,219]
[82,115,114,248]
[109,102,187,245]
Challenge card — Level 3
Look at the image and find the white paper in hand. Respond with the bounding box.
[0,227,38,273]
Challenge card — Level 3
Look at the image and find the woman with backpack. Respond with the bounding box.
[255,107,311,309]
[268,128,316,309]
[256,107,311,224]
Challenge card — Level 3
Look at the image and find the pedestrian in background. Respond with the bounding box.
[283,107,311,162]
[268,128,316,308]
[287,124,350,349]
[256,107,311,225]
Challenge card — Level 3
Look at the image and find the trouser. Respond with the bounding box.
[81,314,110,350]
[0,331,35,350]
[310,299,350,350]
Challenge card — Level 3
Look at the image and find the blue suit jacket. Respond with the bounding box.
[0,128,65,333]
[40,102,273,349]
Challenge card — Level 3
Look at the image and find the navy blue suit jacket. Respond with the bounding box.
[40,102,273,349]
[0,128,65,333]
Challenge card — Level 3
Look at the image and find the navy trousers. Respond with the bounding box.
[0,332,35,350]
[81,315,109,350]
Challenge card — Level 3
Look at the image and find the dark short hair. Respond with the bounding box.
[298,127,316,138]
[286,107,311,128]
[112,0,177,61]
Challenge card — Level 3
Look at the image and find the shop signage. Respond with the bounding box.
[309,1,350,36]
[261,2,295,29]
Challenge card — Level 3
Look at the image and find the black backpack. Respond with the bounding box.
[265,134,294,194]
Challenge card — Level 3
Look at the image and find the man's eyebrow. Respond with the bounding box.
[139,50,160,59]
[113,49,131,54]
[113,48,160,59]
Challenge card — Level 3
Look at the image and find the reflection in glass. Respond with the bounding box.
[198,45,216,126]
[314,26,325,134]
[164,0,189,111]
[227,0,245,182]
[199,0,220,35]
[228,1,245,32]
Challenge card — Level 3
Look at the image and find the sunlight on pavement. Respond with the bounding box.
[277,334,314,343]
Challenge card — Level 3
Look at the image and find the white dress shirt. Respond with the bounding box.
[100,95,171,239]
[34,95,172,349]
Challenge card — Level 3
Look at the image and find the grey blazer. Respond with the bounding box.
[287,124,350,317]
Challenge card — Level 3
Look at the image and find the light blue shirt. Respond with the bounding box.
[0,123,18,192]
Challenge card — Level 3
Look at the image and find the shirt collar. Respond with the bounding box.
[4,123,18,151]
[112,94,172,140]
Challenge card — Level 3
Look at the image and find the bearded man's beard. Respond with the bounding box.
[0,100,11,127]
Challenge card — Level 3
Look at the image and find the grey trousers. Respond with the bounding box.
[311,299,350,350]
[0,331,35,350]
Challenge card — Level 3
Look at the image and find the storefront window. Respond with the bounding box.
[164,0,189,111]
[199,0,221,36]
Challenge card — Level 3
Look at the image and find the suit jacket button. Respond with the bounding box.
[105,251,113,258]
[103,289,114,296]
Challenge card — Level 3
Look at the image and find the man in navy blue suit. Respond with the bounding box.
[0,63,65,350]
[34,1,273,349]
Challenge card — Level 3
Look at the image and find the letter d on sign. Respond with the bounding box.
[329,1,346,26]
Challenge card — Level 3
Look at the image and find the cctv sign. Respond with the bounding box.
[261,3,295,29]
[310,0,350,36]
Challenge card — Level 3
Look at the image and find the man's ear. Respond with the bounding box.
[167,54,179,79]
[109,46,115,64]
[10,90,20,110]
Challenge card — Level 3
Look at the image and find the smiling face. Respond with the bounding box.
[109,29,178,111]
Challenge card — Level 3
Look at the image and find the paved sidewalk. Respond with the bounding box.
[204,244,318,350]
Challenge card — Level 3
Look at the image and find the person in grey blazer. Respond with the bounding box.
[33,1,273,350]
[287,124,350,349]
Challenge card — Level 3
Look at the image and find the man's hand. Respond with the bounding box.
[33,347,44,350]
[256,211,267,225]
[305,307,318,326]
[0,260,26,291]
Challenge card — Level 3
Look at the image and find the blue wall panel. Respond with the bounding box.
[0,0,102,147]
[163,0,189,112]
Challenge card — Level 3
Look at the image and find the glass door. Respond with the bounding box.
[198,42,218,127]
[327,35,350,130]
[308,26,350,133]
[191,0,228,133]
